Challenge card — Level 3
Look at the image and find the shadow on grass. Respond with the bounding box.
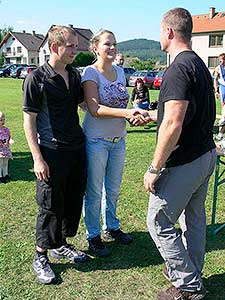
[9,151,34,182]
[206,224,225,253]
[127,123,157,134]
[51,231,163,277]
[204,273,225,300]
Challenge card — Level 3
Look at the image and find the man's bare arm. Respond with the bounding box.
[23,111,50,181]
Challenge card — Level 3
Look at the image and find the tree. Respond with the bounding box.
[73,52,95,67]
[128,57,156,70]
[0,26,13,43]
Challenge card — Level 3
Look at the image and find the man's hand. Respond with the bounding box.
[129,109,152,126]
[34,158,50,181]
[144,171,159,193]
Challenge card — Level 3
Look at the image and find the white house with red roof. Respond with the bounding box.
[192,7,225,73]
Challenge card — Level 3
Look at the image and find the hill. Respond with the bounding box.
[117,38,166,64]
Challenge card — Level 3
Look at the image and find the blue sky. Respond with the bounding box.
[0,0,224,42]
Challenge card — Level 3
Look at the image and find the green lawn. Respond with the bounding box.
[0,78,224,300]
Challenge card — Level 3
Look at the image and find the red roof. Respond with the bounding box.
[193,10,225,33]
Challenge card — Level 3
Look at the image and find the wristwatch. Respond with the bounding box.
[147,164,163,175]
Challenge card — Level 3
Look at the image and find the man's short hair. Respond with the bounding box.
[48,25,77,49]
[162,8,192,42]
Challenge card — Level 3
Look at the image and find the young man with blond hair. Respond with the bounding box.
[23,25,88,284]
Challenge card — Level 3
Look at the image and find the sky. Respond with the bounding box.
[0,0,224,42]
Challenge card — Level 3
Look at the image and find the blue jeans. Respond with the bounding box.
[83,137,126,240]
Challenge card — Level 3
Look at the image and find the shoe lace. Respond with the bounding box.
[38,255,51,270]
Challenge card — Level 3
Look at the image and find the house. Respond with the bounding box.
[192,7,225,73]
[39,25,93,66]
[0,31,44,66]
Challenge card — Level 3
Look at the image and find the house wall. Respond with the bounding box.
[192,32,225,73]
[39,41,50,66]
[0,35,40,65]
[0,35,29,64]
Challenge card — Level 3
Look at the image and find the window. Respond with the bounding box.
[31,58,35,64]
[17,47,22,53]
[6,47,11,54]
[208,56,219,68]
[209,34,223,47]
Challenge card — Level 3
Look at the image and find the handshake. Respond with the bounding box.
[127,108,157,126]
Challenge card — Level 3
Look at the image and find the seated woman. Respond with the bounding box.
[131,78,150,109]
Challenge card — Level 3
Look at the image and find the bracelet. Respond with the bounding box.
[147,164,163,175]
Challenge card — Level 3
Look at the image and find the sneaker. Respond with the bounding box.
[157,286,207,300]
[215,119,225,127]
[33,253,56,284]
[215,134,223,141]
[50,243,89,263]
[88,236,110,257]
[103,229,133,245]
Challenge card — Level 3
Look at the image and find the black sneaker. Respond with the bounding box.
[157,286,207,300]
[50,243,89,263]
[103,229,133,245]
[88,236,110,257]
[33,253,56,284]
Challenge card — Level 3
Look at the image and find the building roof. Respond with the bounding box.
[0,31,44,50]
[193,8,225,34]
[39,26,93,52]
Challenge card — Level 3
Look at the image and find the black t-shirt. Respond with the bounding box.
[23,62,85,150]
[131,85,150,103]
[157,51,216,167]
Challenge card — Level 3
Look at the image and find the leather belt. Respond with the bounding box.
[103,137,122,143]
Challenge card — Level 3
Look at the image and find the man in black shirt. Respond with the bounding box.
[144,8,216,300]
[23,25,88,284]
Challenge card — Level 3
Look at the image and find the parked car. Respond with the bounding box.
[11,66,25,78]
[0,64,28,77]
[128,70,158,89]
[123,67,136,86]
[153,70,165,89]
[0,65,12,77]
[19,66,37,79]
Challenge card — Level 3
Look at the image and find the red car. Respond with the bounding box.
[128,70,157,89]
[153,70,165,89]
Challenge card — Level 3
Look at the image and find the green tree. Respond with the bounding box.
[128,57,156,70]
[73,51,95,67]
[0,26,13,43]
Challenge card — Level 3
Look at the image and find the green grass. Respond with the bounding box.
[0,78,224,300]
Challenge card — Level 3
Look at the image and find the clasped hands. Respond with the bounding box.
[127,108,155,126]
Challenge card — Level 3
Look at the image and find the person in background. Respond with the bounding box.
[0,111,13,183]
[81,29,147,258]
[23,25,88,284]
[131,78,150,109]
[144,8,216,300]
[114,52,124,67]
[214,53,225,140]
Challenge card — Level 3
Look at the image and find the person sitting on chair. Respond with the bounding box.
[131,78,150,110]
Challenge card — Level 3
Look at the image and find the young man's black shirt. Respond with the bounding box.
[23,62,85,150]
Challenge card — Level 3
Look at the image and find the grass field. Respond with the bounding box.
[0,78,224,300]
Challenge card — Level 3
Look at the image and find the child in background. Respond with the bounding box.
[0,111,13,183]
